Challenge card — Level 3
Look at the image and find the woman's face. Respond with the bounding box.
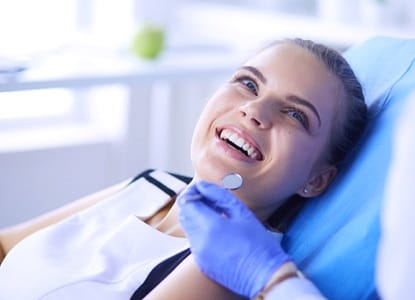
[190,43,342,220]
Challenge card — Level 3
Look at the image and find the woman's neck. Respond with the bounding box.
[154,200,186,238]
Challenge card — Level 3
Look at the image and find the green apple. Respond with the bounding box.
[131,24,165,60]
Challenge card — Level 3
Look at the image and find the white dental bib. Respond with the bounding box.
[0,170,189,300]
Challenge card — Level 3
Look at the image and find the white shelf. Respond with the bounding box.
[0,47,240,92]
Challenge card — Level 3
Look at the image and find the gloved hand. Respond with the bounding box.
[178,181,291,298]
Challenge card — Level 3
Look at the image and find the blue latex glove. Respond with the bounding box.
[178,181,291,298]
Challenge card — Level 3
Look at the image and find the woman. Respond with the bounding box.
[0,38,367,299]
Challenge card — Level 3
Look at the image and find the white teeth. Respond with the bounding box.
[229,133,238,142]
[219,129,260,160]
[220,130,229,140]
[235,138,245,147]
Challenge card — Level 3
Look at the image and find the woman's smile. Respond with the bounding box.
[215,125,264,162]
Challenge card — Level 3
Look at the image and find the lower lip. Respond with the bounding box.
[215,136,257,163]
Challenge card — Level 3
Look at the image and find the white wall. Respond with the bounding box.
[0,143,114,226]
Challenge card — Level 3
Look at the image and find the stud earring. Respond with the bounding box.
[303,187,308,194]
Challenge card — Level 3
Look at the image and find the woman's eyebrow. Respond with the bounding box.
[286,94,322,127]
[239,66,321,127]
[240,66,267,84]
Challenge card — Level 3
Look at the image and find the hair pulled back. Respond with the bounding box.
[267,38,368,231]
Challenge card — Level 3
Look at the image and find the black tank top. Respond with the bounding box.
[130,248,191,299]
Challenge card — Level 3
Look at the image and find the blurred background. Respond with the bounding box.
[0,0,414,227]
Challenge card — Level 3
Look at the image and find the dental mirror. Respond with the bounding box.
[221,173,243,190]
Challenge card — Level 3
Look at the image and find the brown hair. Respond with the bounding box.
[267,38,368,232]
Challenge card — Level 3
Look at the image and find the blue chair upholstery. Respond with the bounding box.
[282,37,415,299]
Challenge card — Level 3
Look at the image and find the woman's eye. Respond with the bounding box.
[232,75,258,96]
[284,108,309,130]
[241,78,258,96]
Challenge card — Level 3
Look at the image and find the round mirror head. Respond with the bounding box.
[221,173,243,190]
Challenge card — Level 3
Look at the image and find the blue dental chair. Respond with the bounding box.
[283,36,415,299]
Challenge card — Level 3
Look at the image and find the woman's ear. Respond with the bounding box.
[298,166,337,198]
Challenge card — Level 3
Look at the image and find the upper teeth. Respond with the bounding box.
[220,129,259,159]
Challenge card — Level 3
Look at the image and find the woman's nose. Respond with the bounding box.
[238,100,273,129]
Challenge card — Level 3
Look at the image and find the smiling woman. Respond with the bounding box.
[0,38,367,300]
[189,39,364,225]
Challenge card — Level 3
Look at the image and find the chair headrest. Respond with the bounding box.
[283,36,415,300]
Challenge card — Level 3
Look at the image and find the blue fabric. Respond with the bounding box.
[282,36,415,300]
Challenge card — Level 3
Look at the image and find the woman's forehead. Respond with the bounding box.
[246,43,320,71]
[248,44,338,91]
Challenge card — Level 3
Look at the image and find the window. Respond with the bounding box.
[0,0,133,150]
[0,0,78,57]
[0,89,75,125]
[0,86,128,152]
